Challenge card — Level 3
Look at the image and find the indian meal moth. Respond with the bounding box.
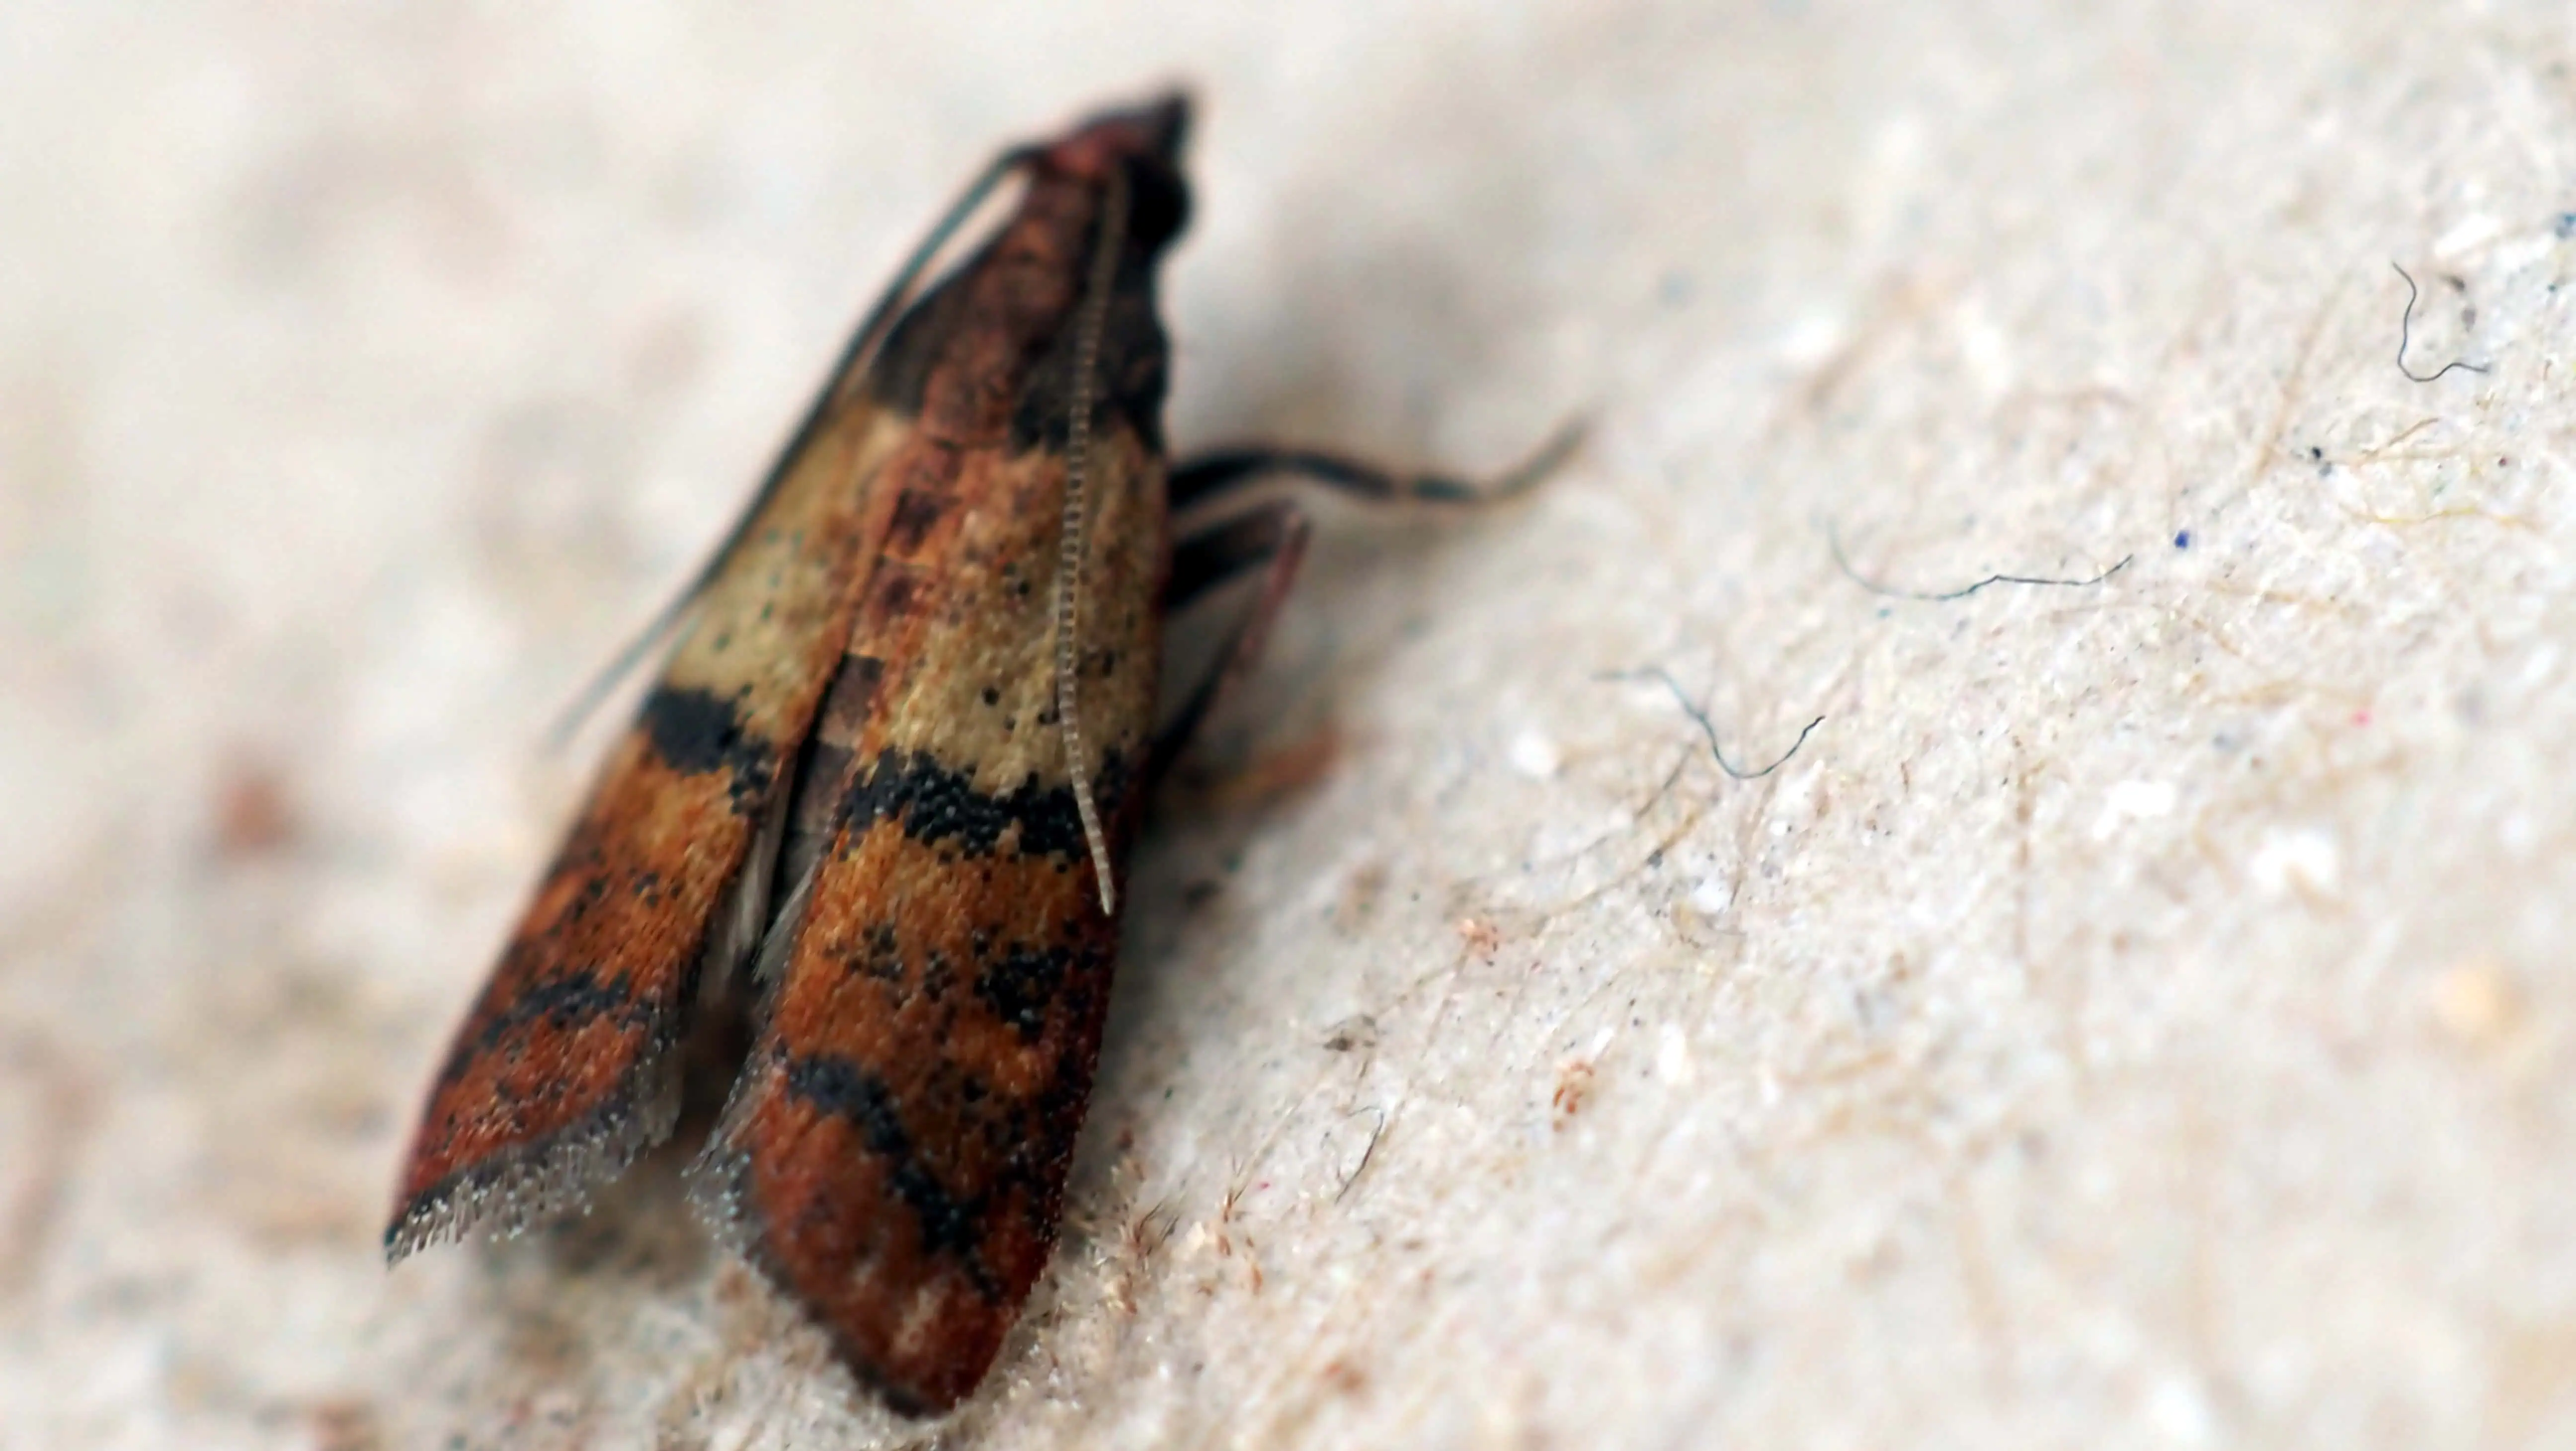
[386,90,1571,1415]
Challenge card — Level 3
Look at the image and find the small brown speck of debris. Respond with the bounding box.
[307,1398,384,1451]
[213,761,298,858]
[1322,1015,1379,1053]
[1551,1059,1596,1126]
[1335,860,1390,931]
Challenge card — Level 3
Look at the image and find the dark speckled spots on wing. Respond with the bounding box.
[841,748,1129,860]
[639,684,774,807]
[973,943,1080,1042]
[422,968,653,1094]
[857,924,904,982]
[780,1053,1000,1296]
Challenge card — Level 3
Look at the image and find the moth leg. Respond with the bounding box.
[1167,415,1583,518]
[1152,500,1312,781]
[1153,417,1580,775]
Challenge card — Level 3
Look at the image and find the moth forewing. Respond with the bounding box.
[387,134,1075,1270]
[384,396,914,1262]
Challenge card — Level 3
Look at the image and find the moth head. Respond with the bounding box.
[1041,90,1192,253]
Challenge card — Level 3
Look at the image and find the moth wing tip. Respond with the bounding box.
[376,1053,684,1264]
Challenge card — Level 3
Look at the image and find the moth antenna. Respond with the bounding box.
[1055,165,1131,916]
[546,149,1036,748]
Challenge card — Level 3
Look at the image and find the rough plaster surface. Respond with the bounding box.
[5,3,2574,1448]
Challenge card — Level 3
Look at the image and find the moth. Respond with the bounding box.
[387,90,1572,1416]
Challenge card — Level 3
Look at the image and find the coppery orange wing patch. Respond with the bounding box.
[386,393,915,1259]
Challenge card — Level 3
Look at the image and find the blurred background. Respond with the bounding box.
[4,3,2573,1448]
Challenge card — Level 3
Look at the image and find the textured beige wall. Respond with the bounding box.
[5,3,2574,1448]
